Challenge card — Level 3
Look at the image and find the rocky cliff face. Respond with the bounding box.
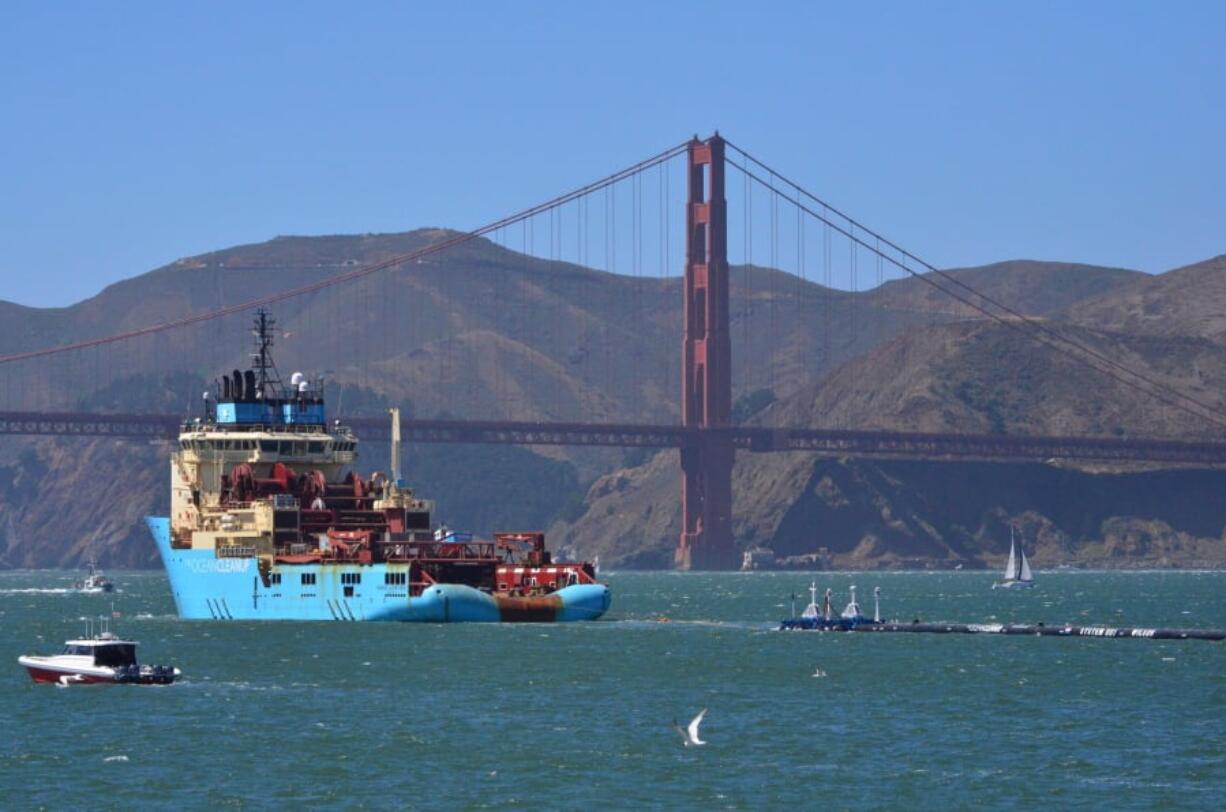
[554,450,1226,570]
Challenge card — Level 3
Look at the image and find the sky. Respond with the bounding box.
[1,1,1224,308]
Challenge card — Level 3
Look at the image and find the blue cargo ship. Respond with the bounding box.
[146,309,609,623]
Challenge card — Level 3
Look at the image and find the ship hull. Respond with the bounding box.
[147,518,610,622]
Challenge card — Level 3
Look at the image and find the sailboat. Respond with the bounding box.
[993,528,1035,589]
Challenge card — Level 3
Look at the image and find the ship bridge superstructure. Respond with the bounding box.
[169,309,434,563]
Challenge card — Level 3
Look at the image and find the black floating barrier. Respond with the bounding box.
[779,618,1226,641]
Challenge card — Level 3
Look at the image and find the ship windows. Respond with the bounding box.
[93,644,137,667]
[308,441,323,454]
[260,441,278,453]
[300,572,317,586]
[270,572,282,586]
[384,572,407,586]
[341,572,362,585]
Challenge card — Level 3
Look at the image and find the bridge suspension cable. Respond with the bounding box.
[0,139,692,368]
[723,139,1226,432]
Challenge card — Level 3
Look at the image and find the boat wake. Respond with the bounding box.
[0,588,75,595]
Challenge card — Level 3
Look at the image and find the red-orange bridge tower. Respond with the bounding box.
[676,134,737,570]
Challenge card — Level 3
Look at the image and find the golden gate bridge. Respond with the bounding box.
[2,134,1225,569]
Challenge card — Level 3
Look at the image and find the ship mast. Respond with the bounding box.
[251,308,282,400]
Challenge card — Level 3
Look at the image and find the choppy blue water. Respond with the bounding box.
[3,570,1225,810]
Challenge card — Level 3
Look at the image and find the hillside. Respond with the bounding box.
[1065,254,1226,342]
[555,317,1226,569]
[765,320,1226,439]
[867,259,1143,319]
[0,230,1216,569]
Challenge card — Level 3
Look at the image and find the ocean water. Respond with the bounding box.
[3,569,1225,810]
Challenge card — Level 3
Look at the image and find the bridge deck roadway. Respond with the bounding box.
[2,411,1225,467]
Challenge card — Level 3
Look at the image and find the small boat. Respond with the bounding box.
[781,583,881,631]
[73,557,114,594]
[993,528,1035,590]
[18,621,179,686]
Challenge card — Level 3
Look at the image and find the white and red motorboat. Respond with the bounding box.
[19,627,180,686]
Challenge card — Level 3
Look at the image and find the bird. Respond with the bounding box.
[673,709,707,747]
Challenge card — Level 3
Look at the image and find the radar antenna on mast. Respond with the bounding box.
[250,308,283,400]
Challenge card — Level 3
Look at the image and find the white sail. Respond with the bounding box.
[1004,537,1018,581]
[1019,548,1033,582]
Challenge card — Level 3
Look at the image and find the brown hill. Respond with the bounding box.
[555,318,1226,569]
[556,450,1226,571]
[764,320,1226,439]
[866,260,1142,318]
[0,229,1208,569]
[1065,255,1226,342]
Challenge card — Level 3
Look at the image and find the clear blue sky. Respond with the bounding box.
[2,1,1223,307]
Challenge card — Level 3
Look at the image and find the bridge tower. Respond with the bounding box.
[676,134,737,570]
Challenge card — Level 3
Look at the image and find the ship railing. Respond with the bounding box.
[378,540,498,563]
[398,540,497,560]
[180,418,336,435]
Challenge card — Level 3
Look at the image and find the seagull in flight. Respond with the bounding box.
[673,708,707,747]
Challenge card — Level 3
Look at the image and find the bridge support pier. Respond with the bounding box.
[676,134,737,570]
[678,433,736,570]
